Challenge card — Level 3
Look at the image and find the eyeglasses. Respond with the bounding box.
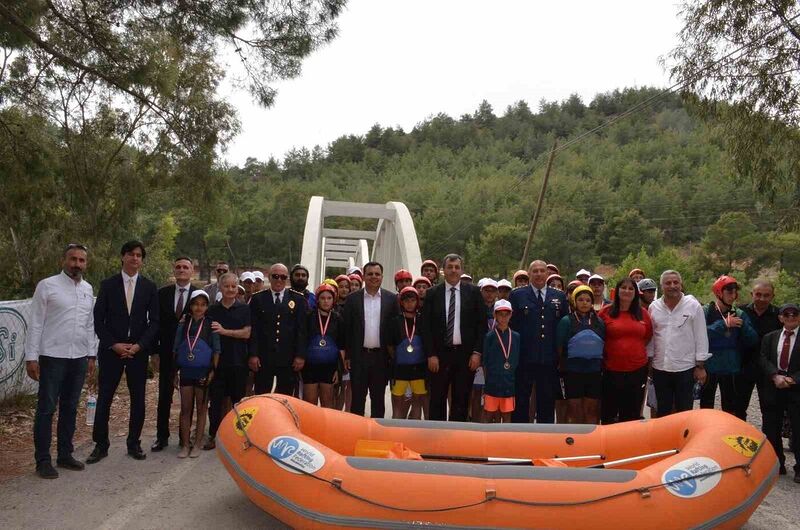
[64,243,88,252]
[271,274,289,281]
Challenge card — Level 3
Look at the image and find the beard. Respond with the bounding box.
[291,278,308,291]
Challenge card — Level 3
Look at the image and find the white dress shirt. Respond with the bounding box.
[445,281,462,346]
[776,328,798,370]
[270,288,286,304]
[24,271,95,361]
[363,289,382,348]
[173,282,191,313]
[647,294,710,372]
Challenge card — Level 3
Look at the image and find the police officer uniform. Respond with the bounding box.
[509,284,567,423]
[248,287,307,394]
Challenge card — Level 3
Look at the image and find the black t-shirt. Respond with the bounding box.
[208,300,251,368]
[742,303,782,364]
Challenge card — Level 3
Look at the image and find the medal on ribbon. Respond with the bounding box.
[318,310,331,347]
[495,327,512,370]
[186,318,204,361]
[405,315,416,354]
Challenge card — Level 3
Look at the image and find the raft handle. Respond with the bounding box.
[638,488,651,499]
[485,489,496,500]
[332,478,343,489]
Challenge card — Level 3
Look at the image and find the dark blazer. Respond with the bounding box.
[94,272,160,354]
[760,329,800,401]
[156,283,197,356]
[509,285,568,364]
[420,281,486,359]
[248,289,307,366]
[342,288,398,362]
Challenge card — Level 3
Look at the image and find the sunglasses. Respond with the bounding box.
[271,274,289,281]
[65,243,88,252]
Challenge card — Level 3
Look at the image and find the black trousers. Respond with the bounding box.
[601,366,648,424]
[350,351,389,418]
[699,373,738,414]
[762,387,800,473]
[652,368,695,418]
[428,346,474,422]
[253,364,296,395]
[155,354,176,442]
[734,360,762,422]
[92,351,148,450]
[209,365,249,438]
[512,362,558,423]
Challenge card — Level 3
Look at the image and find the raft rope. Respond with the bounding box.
[231,398,770,512]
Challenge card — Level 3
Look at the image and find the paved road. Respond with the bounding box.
[1,393,798,529]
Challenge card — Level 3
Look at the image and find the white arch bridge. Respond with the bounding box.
[300,196,422,290]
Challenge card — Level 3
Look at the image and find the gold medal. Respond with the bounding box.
[318,311,331,349]
[186,318,204,363]
[188,351,195,361]
[504,361,511,370]
[406,344,414,353]
[495,328,512,371]
[319,339,327,347]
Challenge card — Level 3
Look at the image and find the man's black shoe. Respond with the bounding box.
[779,464,787,475]
[150,439,168,452]
[36,462,59,479]
[86,446,108,464]
[56,455,85,471]
[128,445,147,460]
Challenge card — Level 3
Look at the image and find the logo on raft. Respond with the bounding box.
[722,435,760,458]
[234,407,258,436]
[662,457,722,498]
[268,436,326,475]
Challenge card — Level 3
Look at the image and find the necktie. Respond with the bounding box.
[175,288,186,317]
[446,287,456,345]
[538,289,544,305]
[125,278,134,313]
[779,330,794,371]
[275,292,281,305]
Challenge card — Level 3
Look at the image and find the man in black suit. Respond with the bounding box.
[420,254,486,421]
[150,257,196,452]
[88,240,159,463]
[759,303,800,481]
[248,263,307,395]
[342,261,398,418]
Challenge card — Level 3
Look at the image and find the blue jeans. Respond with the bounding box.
[33,356,88,464]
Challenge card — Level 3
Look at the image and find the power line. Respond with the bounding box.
[425,13,800,258]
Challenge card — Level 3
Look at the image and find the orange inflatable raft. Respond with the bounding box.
[217,395,777,529]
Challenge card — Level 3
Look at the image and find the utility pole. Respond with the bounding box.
[520,139,558,270]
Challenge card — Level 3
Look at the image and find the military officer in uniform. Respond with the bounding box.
[248,263,308,394]
[509,259,567,423]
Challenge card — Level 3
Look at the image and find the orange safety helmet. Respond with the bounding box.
[712,275,739,299]
[394,269,413,283]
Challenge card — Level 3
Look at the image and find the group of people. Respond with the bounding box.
[23,241,800,484]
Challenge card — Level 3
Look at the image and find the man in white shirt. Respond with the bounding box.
[25,243,95,479]
[648,270,710,417]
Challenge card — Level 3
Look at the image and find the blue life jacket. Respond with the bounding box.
[307,334,339,364]
[176,317,214,379]
[396,335,425,365]
[567,315,604,361]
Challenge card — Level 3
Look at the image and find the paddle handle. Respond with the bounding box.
[420,454,532,464]
[589,449,678,469]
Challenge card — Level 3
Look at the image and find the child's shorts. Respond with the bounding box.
[391,379,426,396]
[484,395,515,413]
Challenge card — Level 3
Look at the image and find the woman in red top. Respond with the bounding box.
[598,277,653,424]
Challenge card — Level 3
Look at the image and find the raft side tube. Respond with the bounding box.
[374,418,597,434]
[346,457,637,482]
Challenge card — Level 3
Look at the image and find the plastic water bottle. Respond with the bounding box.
[692,381,702,400]
[86,394,97,426]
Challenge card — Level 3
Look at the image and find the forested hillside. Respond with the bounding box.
[3,87,798,301]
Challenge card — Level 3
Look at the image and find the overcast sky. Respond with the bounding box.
[222,0,683,166]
